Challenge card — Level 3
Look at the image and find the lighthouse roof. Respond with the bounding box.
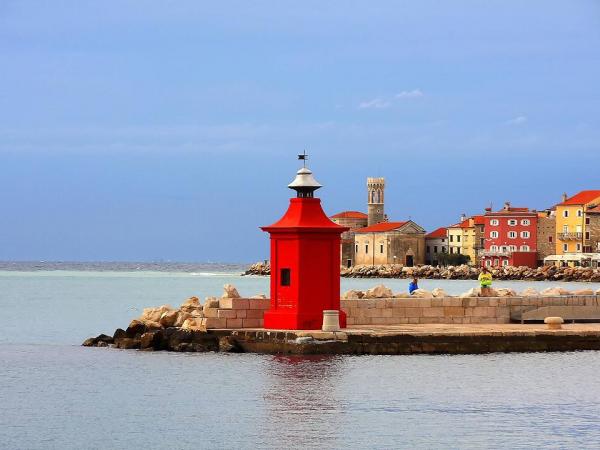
[261,198,349,233]
[288,167,322,190]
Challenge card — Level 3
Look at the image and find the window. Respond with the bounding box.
[510,245,517,251]
[502,259,509,267]
[502,246,508,252]
[586,231,590,240]
[490,231,499,238]
[442,247,447,253]
[485,260,492,267]
[549,236,553,243]
[563,210,569,218]
[441,238,445,243]
[450,235,454,242]
[508,231,517,239]
[491,245,498,252]
[457,235,461,242]
[563,243,568,252]
[365,244,369,254]
[380,243,384,254]
[563,225,568,233]
[434,246,438,253]
[280,268,291,286]
[426,246,430,254]
[493,259,499,266]
[480,238,485,247]
[577,209,583,217]
[450,247,454,254]
[490,219,499,226]
[355,244,358,253]
[586,217,590,225]
[457,248,461,254]
[521,231,530,238]
[508,219,517,226]
[520,245,530,251]
[576,243,582,252]
[521,219,530,226]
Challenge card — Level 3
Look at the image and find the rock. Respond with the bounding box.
[139,305,173,323]
[204,296,220,309]
[393,292,411,298]
[159,310,179,327]
[173,311,192,327]
[181,318,205,331]
[541,287,571,296]
[459,288,481,298]
[82,333,114,347]
[180,296,201,312]
[364,284,393,298]
[114,337,140,350]
[140,330,164,350]
[222,284,241,298]
[495,288,516,297]
[218,336,244,353]
[573,289,594,295]
[411,289,433,298]
[521,287,539,296]
[126,319,147,337]
[431,288,448,298]
[342,289,364,300]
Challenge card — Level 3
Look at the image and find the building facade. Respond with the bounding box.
[480,203,538,268]
[536,210,556,266]
[555,190,600,256]
[425,227,448,266]
[447,215,485,265]
[354,221,426,266]
[330,211,368,268]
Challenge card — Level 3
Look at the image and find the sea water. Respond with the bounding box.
[2,264,600,449]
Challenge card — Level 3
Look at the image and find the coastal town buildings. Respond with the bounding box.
[425,227,448,266]
[354,221,426,266]
[480,203,538,268]
[447,215,485,265]
[549,190,600,266]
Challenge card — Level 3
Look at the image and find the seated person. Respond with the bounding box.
[408,277,419,295]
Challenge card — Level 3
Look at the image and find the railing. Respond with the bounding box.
[558,232,583,240]
[478,250,512,257]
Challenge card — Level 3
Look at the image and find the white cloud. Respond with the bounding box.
[506,115,527,125]
[395,89,423,99]
[358,98,391,109]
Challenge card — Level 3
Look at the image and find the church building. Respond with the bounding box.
[331,177,426,267]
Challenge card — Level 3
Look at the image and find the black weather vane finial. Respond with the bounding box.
[298,149,308,168]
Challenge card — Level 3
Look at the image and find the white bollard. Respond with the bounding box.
[322,310,341,332]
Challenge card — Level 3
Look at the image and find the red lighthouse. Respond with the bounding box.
[261,162,349,330]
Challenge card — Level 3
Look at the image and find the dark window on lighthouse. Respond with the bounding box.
[280,268,291,286]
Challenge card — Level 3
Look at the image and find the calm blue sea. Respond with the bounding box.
[2,263,600,449]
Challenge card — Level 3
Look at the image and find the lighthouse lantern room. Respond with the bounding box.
[260,160,349,330]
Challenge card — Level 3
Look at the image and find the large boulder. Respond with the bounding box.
[459,287,481,298]
[203,297,220,314]
[222,284,241,299]
[181,318,205,331]
[139,305,173,323]
[364,284,393,298]
[541,287,571,296]
[520,287,539,296]
[431,288,448,298]
[180,296,201,312]
[159,310,179,328]
[411,289,433,299]
[495,288,516,297]
[573,289,594,295]
[174,311,191,328]
[342,289,364,300]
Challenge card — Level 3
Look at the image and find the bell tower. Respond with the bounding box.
[367,177,385,226]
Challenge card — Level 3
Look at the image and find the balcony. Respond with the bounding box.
[558,232,583,240]
[479,250,511,257]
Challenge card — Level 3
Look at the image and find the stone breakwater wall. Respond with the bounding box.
[244,262,600,282]
[342,295,600,326]
[341,264,600,282]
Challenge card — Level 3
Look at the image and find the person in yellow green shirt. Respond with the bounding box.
[478,267,493,296]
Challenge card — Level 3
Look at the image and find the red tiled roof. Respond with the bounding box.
[587,204,600,214]
[355,221,407,233]
[473,215,485,225]
[330,211,368,219]
[425,227,447,238]
[560,190,600,206]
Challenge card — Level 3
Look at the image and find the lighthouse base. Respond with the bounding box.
[263,309,347,331]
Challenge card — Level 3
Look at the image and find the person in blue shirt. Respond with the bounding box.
[408,277,419,295]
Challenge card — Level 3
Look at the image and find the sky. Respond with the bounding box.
[1,0,599,262]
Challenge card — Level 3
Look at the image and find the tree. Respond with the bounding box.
[437,253,471,266]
